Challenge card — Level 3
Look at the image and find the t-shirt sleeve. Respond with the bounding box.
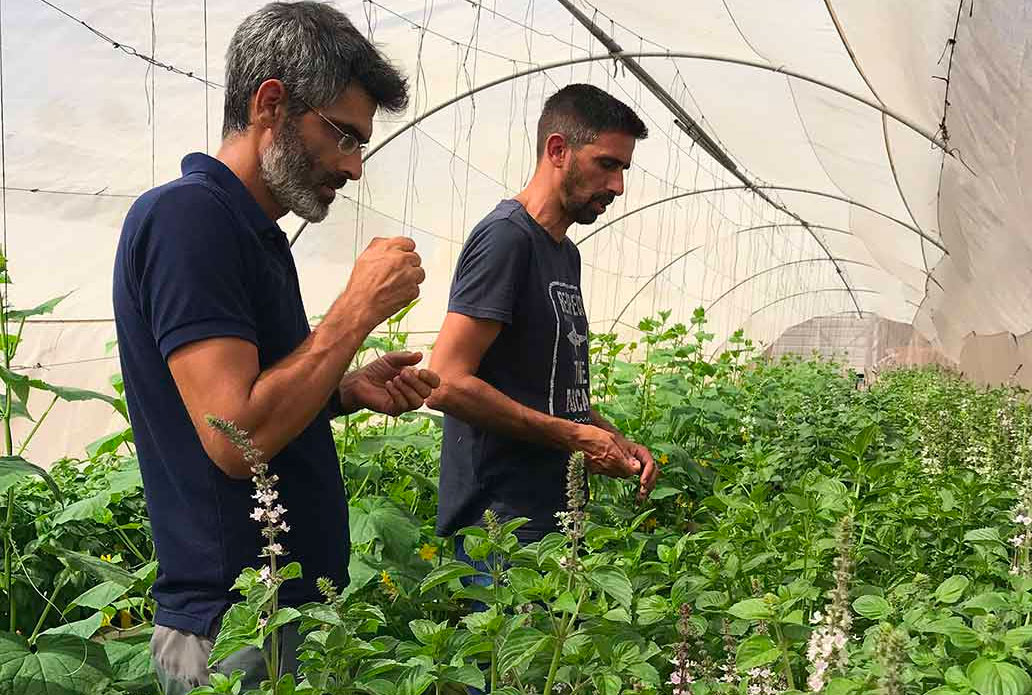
[448,218,530,324]
[130,185,259,360]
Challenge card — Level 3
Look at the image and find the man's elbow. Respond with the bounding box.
[198,436,253,479]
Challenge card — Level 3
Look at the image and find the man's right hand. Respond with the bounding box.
[572,424,642,479]
[342,237,425,330]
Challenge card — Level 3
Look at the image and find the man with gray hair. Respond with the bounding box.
[113,3,437,691]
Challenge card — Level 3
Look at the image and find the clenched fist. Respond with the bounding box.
[343,237,425,331]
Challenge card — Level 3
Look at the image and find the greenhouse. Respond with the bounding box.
[3,0,1032,693]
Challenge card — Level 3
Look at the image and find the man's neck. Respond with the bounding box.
[514,174,573,243]
[216,134,288,222]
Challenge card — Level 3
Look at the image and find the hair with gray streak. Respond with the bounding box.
[536,84,648,158]
[223,1,408,137]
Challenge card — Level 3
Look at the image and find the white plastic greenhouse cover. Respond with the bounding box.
[3,0,1027,463]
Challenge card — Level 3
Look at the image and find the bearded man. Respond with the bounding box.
[113,3,438,692]
[427,84,660,562]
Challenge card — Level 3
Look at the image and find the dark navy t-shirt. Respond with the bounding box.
[437,199,591,542]
[113,153,349,637]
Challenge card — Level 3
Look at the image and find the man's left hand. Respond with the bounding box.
[618,437,659,503]
[346,351,441,416]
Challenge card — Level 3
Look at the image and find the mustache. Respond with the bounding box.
[319,176,350,190]
[591,193,616,206]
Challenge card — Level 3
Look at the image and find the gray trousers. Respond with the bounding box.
[150,624,302,695]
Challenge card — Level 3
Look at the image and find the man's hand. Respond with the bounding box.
[574,424,642,479]
[343,351,441,416]
[618,437,659,503]
[338,237,425,332]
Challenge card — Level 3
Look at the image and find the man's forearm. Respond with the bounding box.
[428,374,581,450]
[213,298,372,471]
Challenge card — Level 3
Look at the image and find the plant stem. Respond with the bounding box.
[268,554,280,684]
[113,526,148,565]
[28,572,68,644]
[772,622,796,690]
[16,394,58,456]
[543,588,586,695]
[4,487,13,633]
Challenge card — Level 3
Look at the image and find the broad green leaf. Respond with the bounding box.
[208,604,262,665]
[825,678,860,695]
[696,590,730,611]
[499,517,532,537]
[442,664,485,690]
[496,627,550,675]
[852,595,891,620]
[1005,627,1032,650]
[728,598,772,621]
[935,576,970,604]
[967,658,1032,695]
[355,679,396,695]
[671,575,709,606]
[54,492,112,525]
[68,581,126,611]
[588,566,633,609]
[650,485,680,500]
[419,561,479,594]
[86,430,133,459]
[965,592,1009,614]
[0,365,31,406]
[636,595,670,625]
[58,549,136,589]
[965,528,1004,545]
[923,618,980,649]
[279,562,302,581]
[0,455,62,501]
[33,381,120,408]
[0,632,112,695]
[264,608,300,634]
[7,294,69,321]
[593,674,621,695]
[349,496,420,561]
[736,634,780,671]
[40,612,105,640]
[103,631,153,684]
[408,619,446,646]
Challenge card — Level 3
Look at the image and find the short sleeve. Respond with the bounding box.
[129,185,259,360]
[448,219,530,324]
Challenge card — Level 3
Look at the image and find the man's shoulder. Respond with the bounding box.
[123,174,236,240]
[467,201,534,247]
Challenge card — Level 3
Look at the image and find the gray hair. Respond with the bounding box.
[223,1,408,137]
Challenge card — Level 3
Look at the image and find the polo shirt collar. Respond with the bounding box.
[181,153,282,238]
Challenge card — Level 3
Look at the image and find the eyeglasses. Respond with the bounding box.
[296,96,365,157]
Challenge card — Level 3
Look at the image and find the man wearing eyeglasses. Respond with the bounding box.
[113,3,438,692]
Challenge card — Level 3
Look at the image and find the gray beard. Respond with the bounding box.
[260,119,330,223]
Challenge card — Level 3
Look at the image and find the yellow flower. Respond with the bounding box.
[100,612,111,628]
[100,554,114,563]
[379,569,399,600]
[418,543,438,562]
[658,454,669,465]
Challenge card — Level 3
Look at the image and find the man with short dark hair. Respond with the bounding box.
[113,3,437,691]
[428,84,660,553]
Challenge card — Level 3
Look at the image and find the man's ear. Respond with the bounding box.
[251,79,288,131]
[544,132,570,167]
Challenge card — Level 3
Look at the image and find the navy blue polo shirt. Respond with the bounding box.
[113,153,349,637]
